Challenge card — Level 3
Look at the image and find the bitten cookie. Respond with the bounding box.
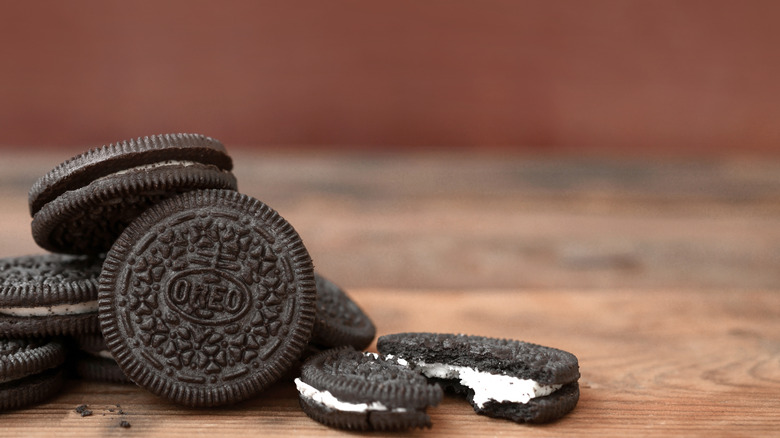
[295,347,443,431]
[30,133,237,254]
[0,337,66,411]
[377,333,580,424]
[98,189,316,407]
[0,254,103,337]
[310,273,375,350]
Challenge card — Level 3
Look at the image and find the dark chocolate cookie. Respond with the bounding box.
[71,333,131,384]
[377,333,580,424]
[29,133,232,215]
[0,337,66,411]
[98,189,316,407]
[30,133,237,254]
[0,254,103,336]
[310,273,375,350]
[295,347,442,431]
[74,356,131,384]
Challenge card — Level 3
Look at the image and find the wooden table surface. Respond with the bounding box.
[1,148,779,436]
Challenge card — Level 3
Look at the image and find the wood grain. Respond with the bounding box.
[2,149,779,289]
[3,289,779,437]
[1,150,779,436]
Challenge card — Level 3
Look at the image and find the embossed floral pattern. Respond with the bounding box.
[116,211,299,385]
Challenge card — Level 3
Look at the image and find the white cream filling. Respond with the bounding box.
[0,300,98,317]
[88,349,115,360]
[294,378,407,413]
[379,353,408,366]
[411,361,562,408]
[108,160,202,177]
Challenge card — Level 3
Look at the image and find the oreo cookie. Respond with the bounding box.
[310,273,375,350]
[377,333,580,424]
[0,254,103,337]
[0,337,66,411]
[30,133,237,254]
[72,333,131,384]
[295,347,442,431]
[98,189,316,407]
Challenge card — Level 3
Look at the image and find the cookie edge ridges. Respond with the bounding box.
[31,163,238,254]
[310,273,376,350]
[0,338,66,382]
[99,189,316,407]
[0,254,102,307]
[29,133,232,215]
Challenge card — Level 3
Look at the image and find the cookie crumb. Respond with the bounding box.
[75,404,92,417]
[119,420,131,428]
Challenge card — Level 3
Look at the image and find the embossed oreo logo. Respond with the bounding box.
[165,270,251,325]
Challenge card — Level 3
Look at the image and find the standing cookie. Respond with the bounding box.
[0,337,66,411]
[98,189,316,407]
[377,333,580,424]
[30,133,237,254]
[0,254,103,337]
[295,347,442,431]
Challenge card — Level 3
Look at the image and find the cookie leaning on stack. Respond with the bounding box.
[29,133,238,255]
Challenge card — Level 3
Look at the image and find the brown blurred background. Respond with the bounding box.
[1,0,779,154]
[1,0,779,291]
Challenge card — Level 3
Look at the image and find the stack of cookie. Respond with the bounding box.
[1,133,580,430]
[1,133,376,410]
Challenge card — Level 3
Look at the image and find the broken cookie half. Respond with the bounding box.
[377,332,580,424]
